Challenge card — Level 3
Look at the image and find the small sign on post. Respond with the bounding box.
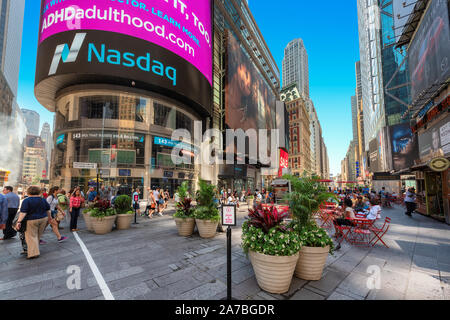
[222,205,236,226]
[221,205,236,301]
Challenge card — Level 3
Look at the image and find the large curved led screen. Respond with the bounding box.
[35,0,212,114]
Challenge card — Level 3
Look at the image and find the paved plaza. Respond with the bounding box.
[0,204,449,300]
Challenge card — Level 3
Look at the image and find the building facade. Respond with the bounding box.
[0,0,25,97]
[21,109,40,136]
[357,0,385,151]
[397,0,450,224]
[280,84,311,175]
[22,135,46,184]
[282,38,309,98]
[35,0,282,196]
[40,122,52,169]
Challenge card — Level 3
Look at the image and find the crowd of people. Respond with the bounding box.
[0,184,174,260]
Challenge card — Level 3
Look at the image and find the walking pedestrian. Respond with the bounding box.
[0,192,8,239]
[57,189,69,229]
[46,187,68,242]
[1,186,20,240]
[145,187,156,219]
[14,186,54,259]
[153,188,162,216]
[404,187,416,217]
[69,189,84,231]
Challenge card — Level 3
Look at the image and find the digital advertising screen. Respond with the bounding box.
[35,0,212,115]
[408,0,450,104]
[389,123,419,171]
[225,31,276,132]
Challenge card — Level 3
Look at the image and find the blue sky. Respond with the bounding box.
[17,0,359,176]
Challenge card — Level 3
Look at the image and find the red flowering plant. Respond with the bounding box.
[90,199,116,218]
[242,204,300,256]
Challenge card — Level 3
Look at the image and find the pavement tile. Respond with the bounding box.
[256,291,277,300]
[174,280,227,300]
[307,268,348,294]
[405,271,444,300]
[289,288,325,300]
[327,291,356,300]
[113,282,153,300]
[336,272,371,299]
[411,254,440,276]
[281,277,308,298]
[232,277,262,300]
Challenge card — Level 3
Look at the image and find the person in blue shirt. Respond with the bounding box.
[87,187,98,204]
[0,193,8,235]
[1,186,20,240]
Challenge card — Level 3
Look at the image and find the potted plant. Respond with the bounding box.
[114,195,134,230]
[242,204,301,294]
[193,179,220,238]
[173,181,196,236]
[90,200,117,235]
[82,205,94,232]
[284,174,335,280]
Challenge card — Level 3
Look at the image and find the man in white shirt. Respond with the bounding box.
[404,187,416,217]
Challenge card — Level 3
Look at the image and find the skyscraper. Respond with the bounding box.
[282,38,309,97]
[351,95,358,143]
[21,109,40,136]
[357,0,385,151]
[40,122,52,166]
[0,0,25,97]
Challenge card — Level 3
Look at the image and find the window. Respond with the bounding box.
[154,102,176,129]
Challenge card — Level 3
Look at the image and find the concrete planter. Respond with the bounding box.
[82,211,94,232]
[91,215,117,235]
[295,245,330,280]
[249,250,299,294]
[175,217,195,236]
[195,219,218,238]
[116,214,133,230]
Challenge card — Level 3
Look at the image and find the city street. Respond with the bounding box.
[0,203,449,300]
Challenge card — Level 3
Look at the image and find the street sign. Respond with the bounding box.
[222,205,236,226]
[73,162,97,169]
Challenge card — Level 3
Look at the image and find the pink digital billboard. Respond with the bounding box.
[39,0,212,85]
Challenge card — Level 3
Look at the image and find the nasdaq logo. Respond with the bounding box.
[49,33,86,75]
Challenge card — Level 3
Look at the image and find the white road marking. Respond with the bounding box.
[73,232,115,300]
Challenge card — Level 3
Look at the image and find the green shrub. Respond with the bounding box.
[114,195,132,214]
[193,179,220,221]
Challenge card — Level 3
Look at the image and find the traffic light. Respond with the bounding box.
[4,171,10,182]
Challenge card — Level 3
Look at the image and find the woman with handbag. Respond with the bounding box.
[46,187,68,243]
[69,190,84,232]
[15,186,57,259]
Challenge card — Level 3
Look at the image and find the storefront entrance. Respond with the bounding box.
[425,171,445,221]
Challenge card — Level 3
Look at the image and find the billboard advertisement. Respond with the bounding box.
[369,138,379,173]
[35,0,212,115]
[389,123,419,171]
[225,31,277,132]
[418,117,450,159]
[409,0,450,104]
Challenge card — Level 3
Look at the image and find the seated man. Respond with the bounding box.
[365,198,381,220]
